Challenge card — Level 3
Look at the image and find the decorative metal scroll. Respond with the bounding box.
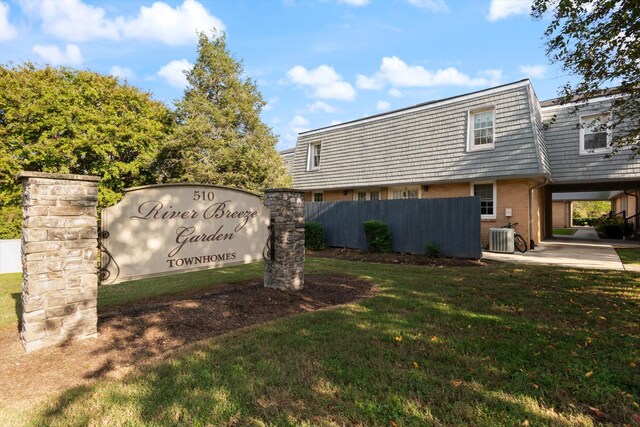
[98,230,119,283]
[262,223,275,261]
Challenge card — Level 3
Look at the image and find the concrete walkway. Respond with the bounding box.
[482,227,640,271]
[570,227,600,240]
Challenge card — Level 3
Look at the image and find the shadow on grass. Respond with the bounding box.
[29,261,640,426]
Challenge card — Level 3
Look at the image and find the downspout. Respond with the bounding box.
[529,178,551,250]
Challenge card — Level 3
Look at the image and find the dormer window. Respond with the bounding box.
[468,108,495,151]
[580,113,612,155]
[307,142,322,171]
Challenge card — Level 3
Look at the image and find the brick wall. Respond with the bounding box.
[304,190,354,202]
[324,190,354,201]
[552,201,572,228]
[494,179,533,245]
[611,191,638,217]
[422,182,468,199]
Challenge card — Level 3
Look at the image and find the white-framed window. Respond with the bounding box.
[471,181,496,219]
[389,186,421,200]
[353,189,381,201]
[579,113,612,155]
[307,142,322,170]
[468,108,495,151]
[312,192,324,202]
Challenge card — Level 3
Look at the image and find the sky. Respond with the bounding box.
[0,0,576,150]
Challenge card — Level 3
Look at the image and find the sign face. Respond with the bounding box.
[100,184,270,285]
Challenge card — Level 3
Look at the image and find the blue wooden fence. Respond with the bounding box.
[304,197,481,259]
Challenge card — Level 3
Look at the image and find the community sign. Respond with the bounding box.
[100,184,271,285]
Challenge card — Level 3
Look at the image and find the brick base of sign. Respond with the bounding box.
[18,172,100,352]
[263,189,305,290]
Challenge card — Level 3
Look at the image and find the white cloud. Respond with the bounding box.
[287,65,341,86]
[356,74,384,90]
[315,81,356,100]
[110,65,135,81]
[306,101,336,113]
[32,43,83,65]
[21,0,119,42]
[358,56,502,89]
[286,64,356,101]
[0,2,18,41]
[329,120,342,126]
[337,0,370,6]
[406,0,448,12]
[487,0,531,22]
[289,115,310,134]
[338,0,369,7]
[158,59,192,89]
[518,64,547,78]
[389,88,403,98]
[481,69,503,82]
[376,100,391,110]
[120,0,224,46]
[20,0,223,45]
[263,97,279,112]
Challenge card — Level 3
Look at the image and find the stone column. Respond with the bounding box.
[18,172,100,352]
[263,189,305,290]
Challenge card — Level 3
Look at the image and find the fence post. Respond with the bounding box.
[18,172,100,352]
[263,189,305,290]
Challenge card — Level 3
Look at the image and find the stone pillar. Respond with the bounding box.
[18,172,100,352]
[263,189,305,290]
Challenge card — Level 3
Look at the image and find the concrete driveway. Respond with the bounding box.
[482,227,640,271]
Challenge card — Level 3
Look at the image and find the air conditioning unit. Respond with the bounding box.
[489,228,514,253]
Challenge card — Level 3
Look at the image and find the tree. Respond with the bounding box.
[0,63,173,237]
[532,0,640,155]
[158,32,291,192]
[572,200,611,219]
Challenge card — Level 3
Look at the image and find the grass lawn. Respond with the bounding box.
[1,259,639,426]
[617,248,640,265]
[0,273,22,328]
[553,228,578,236]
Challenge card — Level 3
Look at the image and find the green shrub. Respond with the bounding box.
[304,222,325,250]
[0,206,22,239]
[425,241,441,258]
[363,220,392,253]
[595,217,632,239]
[572,217,599,227]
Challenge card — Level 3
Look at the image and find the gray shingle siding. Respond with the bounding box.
[542,99,640,183]
[292,82,545,190]
[528,86,552,176]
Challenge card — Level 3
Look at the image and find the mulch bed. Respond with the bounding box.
[0,274,375,409]
[307,247,490,267]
